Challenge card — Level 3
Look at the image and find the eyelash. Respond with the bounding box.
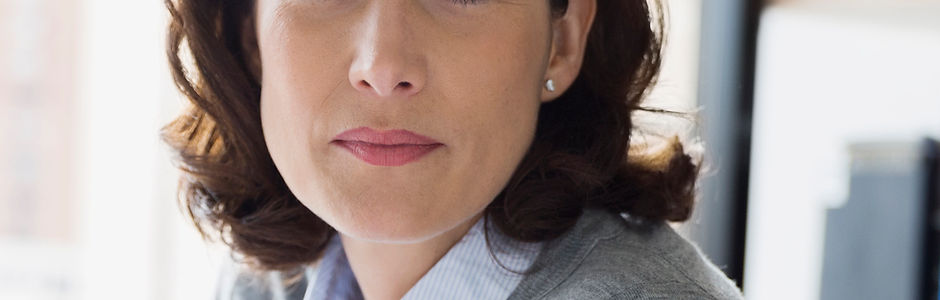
[451,0,483,5]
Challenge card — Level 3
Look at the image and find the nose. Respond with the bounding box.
[348,4,426,99]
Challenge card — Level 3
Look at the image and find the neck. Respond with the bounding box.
[339,212,484,300]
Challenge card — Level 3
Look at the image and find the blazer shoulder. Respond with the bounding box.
[546,211,744,300]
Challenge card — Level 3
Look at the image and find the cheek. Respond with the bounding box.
[257,20,348,203]
[436,27,547,204]
[453,28,547,143]
[259,80,315,204]
[448,16,549,142]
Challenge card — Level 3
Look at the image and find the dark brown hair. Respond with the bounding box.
[163,0,698,276]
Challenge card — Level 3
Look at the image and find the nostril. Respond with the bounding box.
[356,80,415,96]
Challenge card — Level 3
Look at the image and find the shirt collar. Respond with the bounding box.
[303,216,543,300]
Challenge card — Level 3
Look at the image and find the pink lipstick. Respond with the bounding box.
[331,127,444,167]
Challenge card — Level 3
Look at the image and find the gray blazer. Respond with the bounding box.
[505,207,743,299]
[222,207,744,299]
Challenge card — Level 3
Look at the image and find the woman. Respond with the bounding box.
[163,0,744,299]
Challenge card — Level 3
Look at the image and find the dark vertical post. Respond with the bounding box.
[920,138,940,300]
[688,0,764,287]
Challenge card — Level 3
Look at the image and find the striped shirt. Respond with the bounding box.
[302,216,544,300]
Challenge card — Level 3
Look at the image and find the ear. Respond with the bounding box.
[540,0,596,103]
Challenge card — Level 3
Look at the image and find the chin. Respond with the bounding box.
[325,201,450,244]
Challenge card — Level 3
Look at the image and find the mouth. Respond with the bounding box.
[330,127,445,167]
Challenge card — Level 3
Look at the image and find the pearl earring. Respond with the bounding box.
[545,79,555,92]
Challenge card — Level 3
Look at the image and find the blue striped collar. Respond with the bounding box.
[302,216,544,300]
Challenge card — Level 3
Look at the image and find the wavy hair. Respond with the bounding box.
[162,0,699,276]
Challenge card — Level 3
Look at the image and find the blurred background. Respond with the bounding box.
[0,0,938,299]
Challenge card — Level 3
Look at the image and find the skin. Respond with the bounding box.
[250,0,596,299]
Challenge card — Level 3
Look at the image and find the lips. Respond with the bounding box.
[331,127,444,167]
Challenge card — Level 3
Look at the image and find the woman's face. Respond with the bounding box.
[255,0,555,243]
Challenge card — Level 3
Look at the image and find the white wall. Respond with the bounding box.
[75,0,222,299]
[647,0,703,112]
[744,3,940,299]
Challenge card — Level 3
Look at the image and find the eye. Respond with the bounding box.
[451,0,484,5]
